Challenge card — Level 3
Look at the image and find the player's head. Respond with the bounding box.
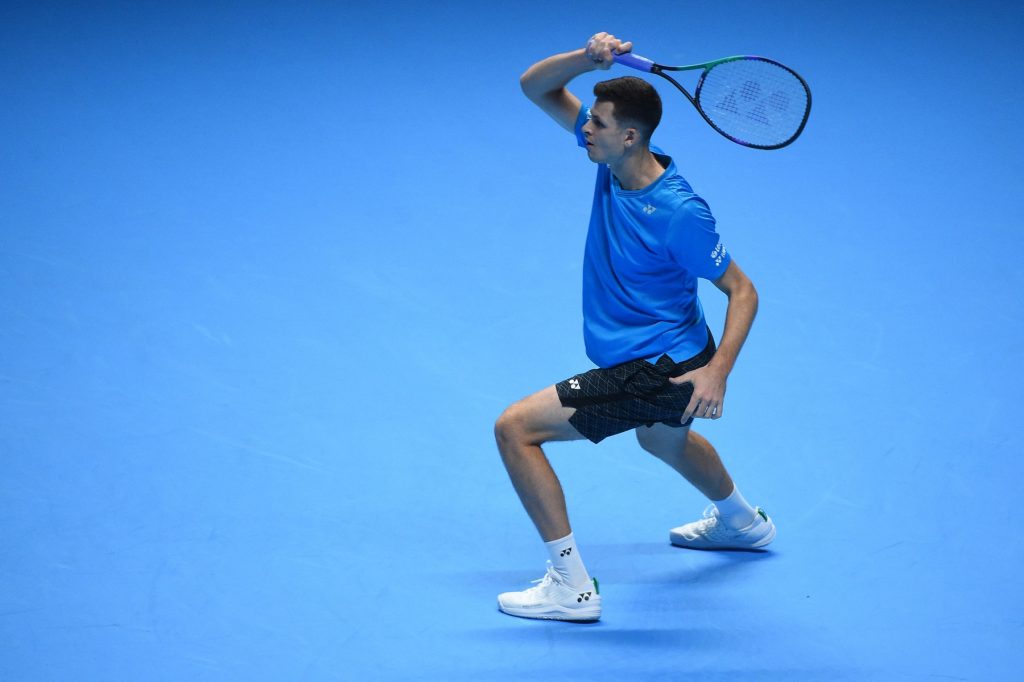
[582,76,662,164]
[593,76,662,143]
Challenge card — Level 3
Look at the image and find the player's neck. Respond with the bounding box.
[610,148,665,191]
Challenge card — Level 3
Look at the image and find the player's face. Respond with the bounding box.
[581,101,629,164]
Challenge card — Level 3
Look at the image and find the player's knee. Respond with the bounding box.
[635,426,658,455]
[494,403,525,447]
[635,424,690,460]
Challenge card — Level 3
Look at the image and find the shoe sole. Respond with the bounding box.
[669,521,776,551]
[497,601,602,622]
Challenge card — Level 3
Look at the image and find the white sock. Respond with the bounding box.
[712,486,758,530]
[545,532,591,587]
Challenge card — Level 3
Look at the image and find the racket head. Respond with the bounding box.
[692,56,811,150]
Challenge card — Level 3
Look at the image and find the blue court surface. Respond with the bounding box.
[3,2,1023,680]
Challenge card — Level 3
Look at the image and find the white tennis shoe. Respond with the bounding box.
[497,562,601,622]
[670,504,776,550]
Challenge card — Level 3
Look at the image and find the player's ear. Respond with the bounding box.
[624,127,638,147]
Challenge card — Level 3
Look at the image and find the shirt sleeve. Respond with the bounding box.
[665,198,731,280]
[574,105,590,148]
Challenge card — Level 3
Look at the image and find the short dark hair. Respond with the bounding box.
[593,76,662,142]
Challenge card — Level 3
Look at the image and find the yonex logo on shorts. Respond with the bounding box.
[556,330,717,444]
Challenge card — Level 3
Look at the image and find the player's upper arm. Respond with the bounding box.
[520,82,583,134]
[712,260,757,300]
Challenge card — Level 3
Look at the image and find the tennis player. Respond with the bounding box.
[496,33,775,622]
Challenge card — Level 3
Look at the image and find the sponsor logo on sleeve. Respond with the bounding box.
[710,241,727,267]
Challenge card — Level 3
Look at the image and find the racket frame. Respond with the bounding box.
[613,53,812,150]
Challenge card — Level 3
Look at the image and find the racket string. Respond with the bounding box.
[696,58,809,148]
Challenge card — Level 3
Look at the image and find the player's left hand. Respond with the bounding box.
[670,364,728,421]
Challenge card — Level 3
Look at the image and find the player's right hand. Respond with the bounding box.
[584,32,632,70]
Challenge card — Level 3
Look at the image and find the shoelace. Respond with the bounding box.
[524,563,559,594]
[696,504,766,539]
[695,503,734,539]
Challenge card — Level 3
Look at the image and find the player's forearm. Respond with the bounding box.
[710,283,758,376]
[520,49,597,103]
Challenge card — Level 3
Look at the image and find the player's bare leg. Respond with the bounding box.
[636,423,776,549]
[495,386,601,620]
[635,423,734,499]
[494,386,584,542]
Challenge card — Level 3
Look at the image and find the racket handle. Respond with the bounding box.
[613,52,655,72]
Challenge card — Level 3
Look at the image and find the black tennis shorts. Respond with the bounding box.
[555,329,717,444]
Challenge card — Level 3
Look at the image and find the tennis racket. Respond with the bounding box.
[613,52,811,150]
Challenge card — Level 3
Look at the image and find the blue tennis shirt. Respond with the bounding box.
[574,106,731,368]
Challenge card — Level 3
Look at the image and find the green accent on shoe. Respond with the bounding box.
[592,577,600,595]
[757,508,768,522]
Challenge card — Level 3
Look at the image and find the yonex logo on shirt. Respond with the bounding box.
[569,378,581,390]
[575,105,728,368]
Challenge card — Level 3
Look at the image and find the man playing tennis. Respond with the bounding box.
[496,32,775,622]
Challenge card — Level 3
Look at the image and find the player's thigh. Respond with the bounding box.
[635,420,690,459]
[496,385,585,445]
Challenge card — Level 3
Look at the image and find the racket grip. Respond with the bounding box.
[613,52,655,72]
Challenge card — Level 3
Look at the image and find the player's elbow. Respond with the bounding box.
[722,268,758,312]
[738,269,757,295]
[519,67,552,104]
[520,71,540,101]
[734,271,757,300]
[739,278,759,318]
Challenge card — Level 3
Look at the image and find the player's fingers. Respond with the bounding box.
[710,403,723,419]
[590,42,614,66]
[597,34,617,59]
[668,371,693,386]
[682,395,700,422]
[615,40,633,54]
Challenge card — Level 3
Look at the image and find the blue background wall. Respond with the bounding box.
[3,1,1023,679]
